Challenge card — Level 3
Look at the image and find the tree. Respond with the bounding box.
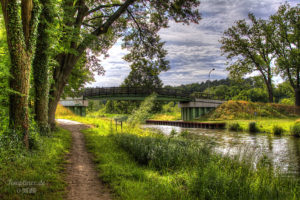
[267,4,300,105]
[46,0,201,129]
[1,0,41,148]
[32,0,55,134]
[220,13,275,102]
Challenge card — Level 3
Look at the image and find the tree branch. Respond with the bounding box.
[87,3,123,15]
[76,0,136,58]
[126,8,145,42]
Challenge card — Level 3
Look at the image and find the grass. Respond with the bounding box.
[0,128,71,200]
[57,112,300,200]
[222,118,297,135]
[209,100,300,120]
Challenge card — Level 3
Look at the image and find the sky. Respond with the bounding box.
[88,0,298,87]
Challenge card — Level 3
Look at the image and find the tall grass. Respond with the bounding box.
[114,132,300,199]
[114,134,211,171]
[0,128,71,200]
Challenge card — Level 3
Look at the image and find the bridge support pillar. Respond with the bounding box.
[66,106,86,116]
[180,106,220,121]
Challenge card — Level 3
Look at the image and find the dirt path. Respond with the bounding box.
[57,119,112,200]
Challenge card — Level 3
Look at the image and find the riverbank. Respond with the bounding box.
[0,128,71,199]
[56,113,300,199]
[149,101,300,136]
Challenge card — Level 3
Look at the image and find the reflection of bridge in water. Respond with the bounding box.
[59,87,226,121]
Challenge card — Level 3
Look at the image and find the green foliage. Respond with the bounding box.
[269,4,300,90]
[0,128,71,199]
[273,125,284,136]
[228,123,243,131]
[0,9,10,125]
[127,94,157,125]
[249,122,259,133]
[279,98,294,105]
[291,123,300,137]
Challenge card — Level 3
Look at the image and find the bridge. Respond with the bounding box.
[59,87,225,121]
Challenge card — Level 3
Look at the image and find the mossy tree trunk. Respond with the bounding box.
[1,0,40,148]
[32,0,53,134]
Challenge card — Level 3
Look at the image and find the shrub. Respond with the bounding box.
[228,123,242,131]
[291,123,300,137]
[127,94,156,125]
[249,122,259,133]
[179,130,189,137]
[272,125,284,136]
[170,129,178,137]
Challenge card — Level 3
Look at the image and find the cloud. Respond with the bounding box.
[89,0,296,87]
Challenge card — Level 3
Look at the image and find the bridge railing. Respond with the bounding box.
[82,87,225,101]
[83,87,192,99]
[191,92,225,100]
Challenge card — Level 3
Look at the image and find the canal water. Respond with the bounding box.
[142,124,300,177]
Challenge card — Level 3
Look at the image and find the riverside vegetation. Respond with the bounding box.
[55,102,300,200]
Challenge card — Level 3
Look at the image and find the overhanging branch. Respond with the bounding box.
[87,3,123,15]
[76,0,136,57]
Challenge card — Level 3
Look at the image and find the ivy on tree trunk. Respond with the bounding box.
[32,0,54,134]
[1,0,40,148]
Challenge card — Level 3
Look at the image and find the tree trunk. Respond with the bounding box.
[295,89,300,107]
[266,84,274,103]
[48,56,75,129]
[9,52,31,148]
[1,0,40,148]
[48,78,65,130]
[32,1,53,134]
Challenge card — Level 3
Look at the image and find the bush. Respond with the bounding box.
[228,123,242,131]
[273,125,284,136]
[291,123,300,137]
[280,98,294,105]
[249,122,259,133]
[127,94,156,125]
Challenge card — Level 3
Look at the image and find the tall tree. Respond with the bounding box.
[0,0,40,147]
[32,0,55,134]
[220,13,275,102]
[46,0,201,128]
[267,4,300,105]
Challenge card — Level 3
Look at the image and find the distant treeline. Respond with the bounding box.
[164,77,294,104]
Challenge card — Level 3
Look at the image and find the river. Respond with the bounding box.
[142,124,300,177]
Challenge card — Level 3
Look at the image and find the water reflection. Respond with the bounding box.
[142,124,300,177]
